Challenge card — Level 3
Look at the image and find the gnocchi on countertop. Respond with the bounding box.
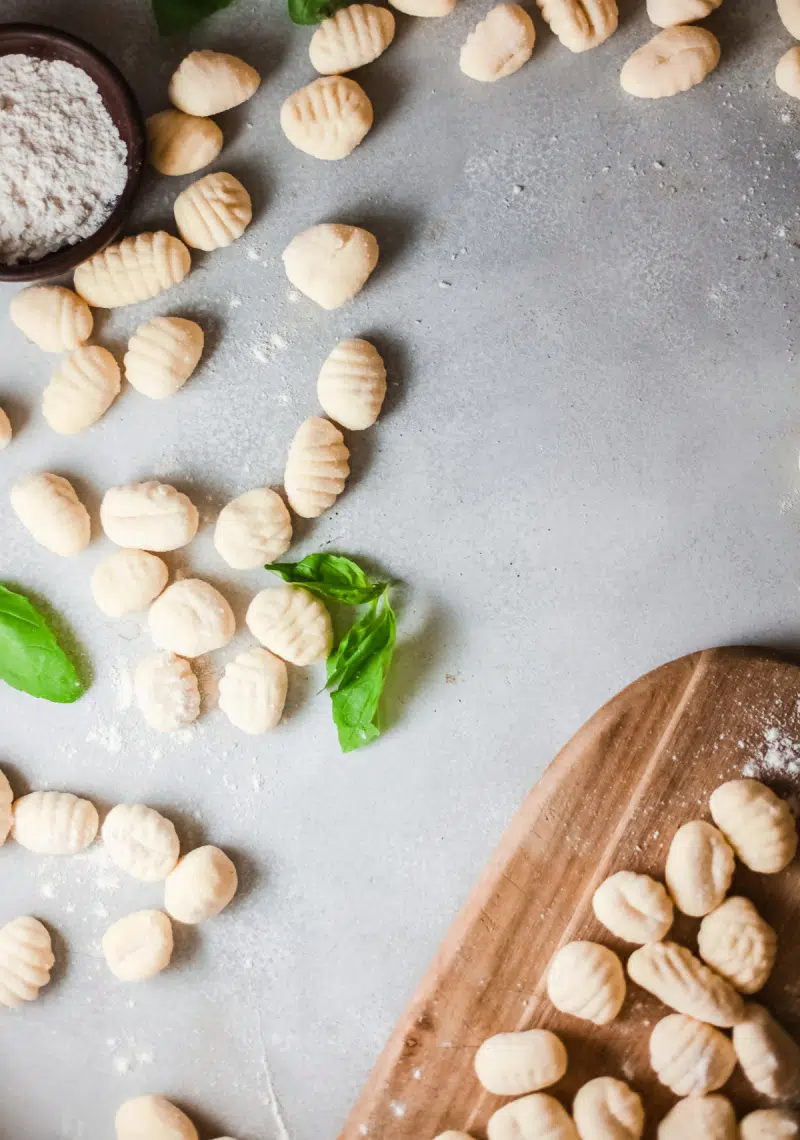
[281,76,374,161]
[0,916,55,1009]
[459,4,536,83]
[73,231,191,309]
[135,651,201,733]
[123,315,204,400]
[168,50,260,116]
[9,284,93,352]
[546,940,626,1025]
[309,3,395,73]
[174,171,253,251]
[42,345,121,435]
[10,472,91,557]
[246,584,334,666]
[146,108,223,176]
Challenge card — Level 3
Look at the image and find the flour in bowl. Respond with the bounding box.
[0,53,128,265]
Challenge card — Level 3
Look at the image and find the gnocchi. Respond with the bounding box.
[13,790,98,855]
[390,0,456,13]
[218,647,288,735]
[434,1135,474,1140]
[246,585,333,666]
[697,896,776,994]
[592,870,674,943]
[310,4,395,73]
[116,1096,198,1140]
[100,481,199,552]
[776,48,800,98]
[645,0,721,26]
[657,1096,737,1140]
[546,940,626,1025]
[665,820,734,917]
[169,50,260,116]
[164,845,238,924]
[740,1111,800,1139]
[102,910,174,981]
[620,27,720,98]
[649,1014,736,1096]
[459,4,536,82]
[91,549,169,618]
[42,345,121,435]
[284,416,351,518]
[10,472,91,557]
[0,916,54,1008]
[9,284,93,352]
[74,231,191,309]
[536,0,618,52]
[101,803,180,881]
[474,1028,567,1096]
[627,941,744,1027]
[146,109,223,176]
[124,316,204,400]
[0,767,12,846]
[281,76,373,161]
[0,405,10,449]
[732,1004,800,1101]
[282,223,379,309]
[777,0,800,37]
[174,172,252,251]
[148,578,236,658]
[135,652,201,733]
[213,487,293,569]
[572,1077,644,1140]
[488,1093,579,1140]
[709,779,797,873]
[317,338,387,431]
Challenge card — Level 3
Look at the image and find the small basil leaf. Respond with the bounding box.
[0,585,85,704]
[288,0,349,23]
[152,0,236,35]
[267,553,386,605]
[326,595,393,693]
[329,594,396,752]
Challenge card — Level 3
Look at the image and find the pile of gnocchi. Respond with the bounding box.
[435,777,799,1139]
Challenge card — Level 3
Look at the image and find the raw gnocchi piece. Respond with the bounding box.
[317,338,387,430]
[146,109,223,176]
[169,50,260,116]
[9,284,93,352]
[0,916,54,1008]
[102,910,174,981]
[460,4,536,82]
[665,821,734,917]
[116,1096,198,1140]
[740,1110,800,1139]
[74,231,191,309]
[100,481,199,552]
[592,870,674,943]
[135,652,201,733]
[657,1096,737,1140]
[310,4,395,73]
[536,0,617,51]
[732,1004,800,1101]
[213,487,292,569]
[218,648,288,734]
[13,791,98,854]
[0,406,10,449]
[284,416,350,518]
[546,941,626,1025]
[572,1077,644,1140]
[698,896,776,994]
[124,316,204,400]
[92,549,168,617]
[282,223,379,309]
[620,27,720,98]
[0,767,12,846]
[148,579,236,658]
[488,1093,579,1140]
[646,0,721,26]
[390,0,456,13]
[281,76,373,161]
[42,346,121,434]
[174,172,252,251]
[776,48,800,98]
[164,845,238,924]
[710,779,797,873]
[649,1014,736,1096]
[777,0,800,37]
[246,585,333,666]
[10,472,91,557]
[101,804,180,881]
[434,1135,474,1140]
[474,1028,567,1096]
[626,941,744,1027]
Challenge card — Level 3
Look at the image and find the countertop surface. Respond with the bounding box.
[1,0,799,1137]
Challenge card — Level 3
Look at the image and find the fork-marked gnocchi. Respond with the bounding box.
[488,1093,579,1140]
[620,26,720,98]
[649,1014,736,1096]
[546,941,626,1025]
[665,820,734,917]
[592,870,674,943]
[9,285,93,352]
[102,804,180,881]
[317,338,387,430]
[657,1095,737,1140]
[733,1004,800,1101]
[13,790,98,855]
[146,109,223,176]
[101,481,199,552]
[282,223,379,309]
[169,50,260,116]
[174,172,252,251]
[698,896,776,994]
[0,916,55,1008]
[247,585,333,666]
[218,647,288,734]
[42,346,121,435]
[74,231,191,309]
[310,4,395,73]
[135,652,201,733]
[572,1077,644,1140]
[536,0,618,52]
[10,472,91,557]
[124,316,204,400]
[460,4,536,82]
[474,1028,567,1096]
[214,487,292,569]
[281,76,373,161]
[709,779,798,873]
[627,941,743,1026]
[284,417,350,518]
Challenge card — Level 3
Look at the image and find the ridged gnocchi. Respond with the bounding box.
[282,223,379,309]
[284,416,350,518]
[645,0,721,27]
[218,647,288,734]
[0,767,12,846]
[627,941,744,1027]
[310,4,395,73]
[0,406,10,449]
[214,487,292,569]
[536,0,618,52]
[100,481,199,552]
[9,284,93,352]
[174,172,252,251]
[281,76,373,161]
[649,1014,736,1096]
[10,472,91,557]
[42,345,121,434]
[0,916,54,1008]
[146,109,223,176]
[460,4,536,82]
[740,1110,800,1139]
[102,910,174,981]
[709,779,798,873]
[665,821,734,917]
[74,231,191,309]
[488,1093,578,1140]
[592,870,674,943]
[246,585,333,666]
[148,579,236,658]
[572,1077,645,1140]
[13,790,99,855]
[657,1095,737,1140]
[169,50,260,116]
[116,1096,198,1140]
[124,316,204,400]
[698,896,776,994]
[733,1004,800,1101]
[776,48,800,99]
[164,846,238,924]
[91,549,168,617]
[474,1028,567,1096]
[620,27,720,98]
[546,941,626,1025]
[101,803,180,881]
[317,338,387,430]
[135,652,201,733]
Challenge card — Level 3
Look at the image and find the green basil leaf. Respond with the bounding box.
[267,553,386,605]
[0,585,85,704]
[152,0,236,35]
[288,0,350,24]
[329,593,396,752]
[326,595,392,692]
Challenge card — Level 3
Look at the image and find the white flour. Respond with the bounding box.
[0,54,128,264]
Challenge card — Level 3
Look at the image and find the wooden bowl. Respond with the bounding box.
[0,23,145,283]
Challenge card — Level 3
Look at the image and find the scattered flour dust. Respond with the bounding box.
[743,720,800,781]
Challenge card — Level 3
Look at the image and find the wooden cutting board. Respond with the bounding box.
[340,647,800,1140]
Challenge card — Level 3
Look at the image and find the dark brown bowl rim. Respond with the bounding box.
[0,22,145,284]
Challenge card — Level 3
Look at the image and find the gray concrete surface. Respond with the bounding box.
[1,0,799,1135]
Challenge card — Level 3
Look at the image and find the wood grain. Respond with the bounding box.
[340,647,800,1140]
